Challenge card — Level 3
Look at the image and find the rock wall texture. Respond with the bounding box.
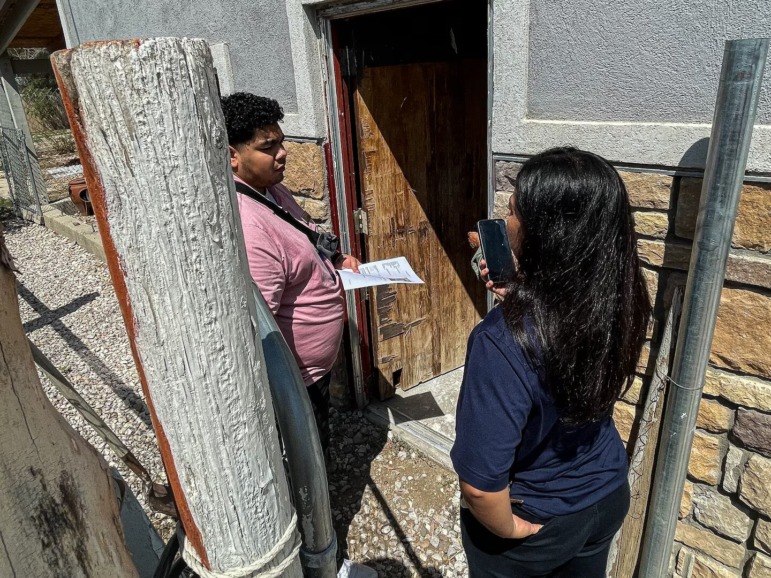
[282,140,331,226]
[496,159,771,578]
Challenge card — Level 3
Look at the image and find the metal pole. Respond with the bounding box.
[252,283,338,578]
[638,38,768,578]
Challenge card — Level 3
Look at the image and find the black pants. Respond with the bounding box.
[461,482,630,577]
[306,372,332,454]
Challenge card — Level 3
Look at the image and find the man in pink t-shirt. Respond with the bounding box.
[221,93,360,453]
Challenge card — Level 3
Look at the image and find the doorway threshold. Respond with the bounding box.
[365,368,463,473]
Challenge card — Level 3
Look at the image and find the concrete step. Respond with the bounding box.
[364,368,463,473]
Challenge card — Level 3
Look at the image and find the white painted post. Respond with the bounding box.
[51,39,302,578]
[0,228,140,578]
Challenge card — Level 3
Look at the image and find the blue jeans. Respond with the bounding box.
[461,481,630,577]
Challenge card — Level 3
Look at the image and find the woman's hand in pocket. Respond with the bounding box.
[508,514,543,539]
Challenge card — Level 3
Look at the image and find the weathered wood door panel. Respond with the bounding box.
[354,60,487,397]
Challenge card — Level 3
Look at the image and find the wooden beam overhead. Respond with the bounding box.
[3,0,64,53]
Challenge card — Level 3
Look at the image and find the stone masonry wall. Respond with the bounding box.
[282,140,331,227]
[495,160,771,577]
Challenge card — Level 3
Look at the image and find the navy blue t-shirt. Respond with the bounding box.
[451,306,628,519]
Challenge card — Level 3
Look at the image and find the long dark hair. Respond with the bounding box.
[502,147,651,425]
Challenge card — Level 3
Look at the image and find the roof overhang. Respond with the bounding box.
[1,0,64,55]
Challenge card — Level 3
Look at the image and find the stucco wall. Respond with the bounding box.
[527,0,771,124]
[493,0,771,171]
[57,0,298,112]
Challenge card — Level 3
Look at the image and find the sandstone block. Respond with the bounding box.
[675,522,746,568]
[296,197,329,222]
[733,409,771,458]
[724,252,771,291]
[722,444,747,494]
[622,375,645,405]
[493,191,510,219]
[642,267,659,303]
[676,178,771,253]
[283,141,325,200]
[677,547,743,578]
[712,287,771,380]
[672,546,683,577]
[620,171,673,210]
[703,371,723,396]
[755,518,771,555]
[636,239,771,291]
[705,369,771,412]
[691,555,743,578]
[739,453,771,517]
[634,211,670,238]
[495,161,522,192]
[689,430,725,485]
[637,341,652,375]
[613,400,640,445]
[676,547,693,576]
[637,238,690,270]
[748,552,771,578]
[681,479,694,519]
[696,398,734,433]
[692,484,753,543]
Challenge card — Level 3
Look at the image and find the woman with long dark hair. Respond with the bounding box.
[451,147,651,577]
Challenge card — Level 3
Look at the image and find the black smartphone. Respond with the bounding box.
[477,219,516,285]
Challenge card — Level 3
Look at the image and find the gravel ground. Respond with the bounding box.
[2,217,468,577]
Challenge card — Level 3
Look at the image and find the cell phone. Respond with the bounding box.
[477,219,516,285]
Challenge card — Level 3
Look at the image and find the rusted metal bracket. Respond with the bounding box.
[353,208,368,235]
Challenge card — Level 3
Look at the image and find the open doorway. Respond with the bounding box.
[331,0,489,400]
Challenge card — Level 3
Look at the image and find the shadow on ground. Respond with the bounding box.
[17,280,152,427]
[329,407,453,577]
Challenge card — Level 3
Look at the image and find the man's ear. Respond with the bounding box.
[229,145,239,172]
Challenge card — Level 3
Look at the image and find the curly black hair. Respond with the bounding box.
[220,92,284,147]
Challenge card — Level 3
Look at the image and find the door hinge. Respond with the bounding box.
[353,208,368,235]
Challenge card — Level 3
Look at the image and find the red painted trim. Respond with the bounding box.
[329,25,373,390]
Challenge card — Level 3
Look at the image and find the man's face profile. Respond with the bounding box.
[230,123,287,190]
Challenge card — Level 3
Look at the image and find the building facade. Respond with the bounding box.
[54,0,771,575]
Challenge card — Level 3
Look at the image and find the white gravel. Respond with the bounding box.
[2,217,469,577]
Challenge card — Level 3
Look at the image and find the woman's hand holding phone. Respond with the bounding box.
[476,219,516,298]
[480,258,508,299]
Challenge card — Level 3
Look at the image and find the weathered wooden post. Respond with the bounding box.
[0,228,140,578]
[51,39,302,577]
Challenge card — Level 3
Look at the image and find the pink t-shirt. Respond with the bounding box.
[235,176,345,385]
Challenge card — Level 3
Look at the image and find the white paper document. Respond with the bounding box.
[338,256,424,291]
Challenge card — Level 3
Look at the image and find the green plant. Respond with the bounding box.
[18,74,70,133]
[0,197,15,221]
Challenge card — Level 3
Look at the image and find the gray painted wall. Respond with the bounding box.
[528,0,771,124]
[59,0,298,112]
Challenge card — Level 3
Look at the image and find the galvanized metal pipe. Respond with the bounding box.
[638,38,768,578]
[251,284,338,578]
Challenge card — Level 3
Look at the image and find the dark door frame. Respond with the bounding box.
[318,0,494,408]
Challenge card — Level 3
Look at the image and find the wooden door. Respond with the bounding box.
[353,60,487,397]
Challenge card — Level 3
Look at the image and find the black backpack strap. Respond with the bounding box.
[235,180,320,247]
